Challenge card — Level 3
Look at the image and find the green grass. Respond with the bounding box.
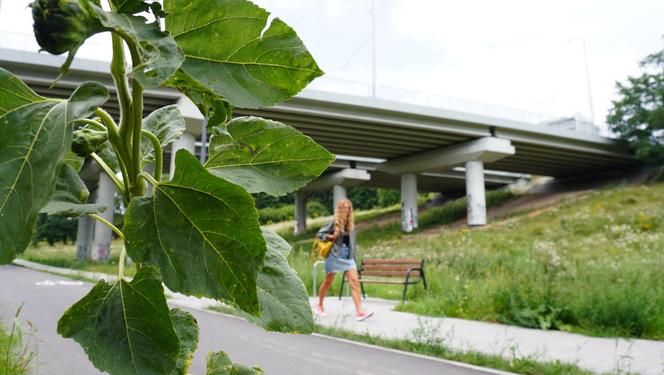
[314,325,592,375]
[20,241,136,277]
[0,309,36,375]
[339,184,663,339]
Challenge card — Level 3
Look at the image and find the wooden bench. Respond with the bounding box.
[339,258,427,302]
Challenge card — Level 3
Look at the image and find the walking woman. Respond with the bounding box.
[316,199,373,321]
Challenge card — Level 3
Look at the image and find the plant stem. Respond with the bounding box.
[90,152,126,195]
[110,34,133,155]
[96,109,132,199]
[89,214,124,240]
[72,119,106,130]
[139,171,159,187]
[127,42,145,198]
[141,129,163,182]
[89,213,126,280]
[118,247,127,280]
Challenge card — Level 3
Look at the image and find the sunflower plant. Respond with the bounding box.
[0,0,333,373]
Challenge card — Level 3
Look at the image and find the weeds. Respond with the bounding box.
[0,305,37,375]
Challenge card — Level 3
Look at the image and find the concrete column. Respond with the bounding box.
[294,191,308,235]
[465,160,487,226]
[75,215,93,260]
[400,173,418,232]
[170,132,196,177]
[332,185,347,212]
[92,173,115,261]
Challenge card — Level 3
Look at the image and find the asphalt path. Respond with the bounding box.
[0,265,501,375]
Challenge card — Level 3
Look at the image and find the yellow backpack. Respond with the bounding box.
[311,220,334,262]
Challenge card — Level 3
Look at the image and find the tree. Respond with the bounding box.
[607,48,664,166]
[0,0,333,373]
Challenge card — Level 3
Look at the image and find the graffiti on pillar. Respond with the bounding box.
[96,245,109,262]
[401,206,414,232]
[466,194,486,225]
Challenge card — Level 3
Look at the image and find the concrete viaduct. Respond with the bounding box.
[1,49,640,259]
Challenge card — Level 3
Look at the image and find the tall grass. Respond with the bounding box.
[367,184,664,339]
[0,306,36,375]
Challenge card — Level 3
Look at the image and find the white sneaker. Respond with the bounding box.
[356,311,374,321]
[315,305,327,317]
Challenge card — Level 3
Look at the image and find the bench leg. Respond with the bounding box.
[402,283,409,303]
[338,271,346,300]
[360,281,366,299]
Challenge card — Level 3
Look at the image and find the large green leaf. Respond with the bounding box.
[164,0,323,109]
[166,69,232,131]
[124,150,266,314]
[111,0,150,14]
[0,68,45,116]
[206,351,264,375]
[241,229,314,333]
[40,164,106,217]
[170,308,199,375]
[57,266,180,375]
[141,104,186,165]
[205,117,334,196]
[0,81,108,264]
[91,5,184,88]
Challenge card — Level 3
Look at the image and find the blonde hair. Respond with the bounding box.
[334,199,354,233]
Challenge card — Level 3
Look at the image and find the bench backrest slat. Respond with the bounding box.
[361,270,422,277]
[363,258,420,265]
[360,258,423,279]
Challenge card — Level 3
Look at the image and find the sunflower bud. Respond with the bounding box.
[71,127,108,157]
[30,0,99,55]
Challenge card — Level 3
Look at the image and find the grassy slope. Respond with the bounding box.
[321,183,664,339]
[19,184,663,340]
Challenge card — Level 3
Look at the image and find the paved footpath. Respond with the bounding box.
[308,296,664,374]
[8,260,664,374]
[0,264,509,375]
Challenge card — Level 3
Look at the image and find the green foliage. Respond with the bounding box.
[0,79,109,264]
[125,151,266,315]
[164,0,323,109]
[2,1,328,372]
[258,205,294,224]
[32,214,78,246]
[257,200,330,224]
[0,308,37,375]
[607,48,664,166]
[91,4,184,88]
[377,188,401,207]
[347,186,379,210]
[40,164,106,217]
[58,266,181,375]
[169,309,200,375]
[206,351,263,375]
[389,185,664,339]
[0,68,44,117]
[242,230,314,333]
[419,189,514,229]
[206,117,334,196]
[140,104,185,166]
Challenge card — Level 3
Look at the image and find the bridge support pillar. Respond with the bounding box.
[333,185,347,211]
[400,173,418,232]
[465,160,487,226]
[170,131,196,178]
[75,214,94,261]
[294,191,308,235]
[92,173,115,261]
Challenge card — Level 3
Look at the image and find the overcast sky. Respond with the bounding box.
[2,0,663,128]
